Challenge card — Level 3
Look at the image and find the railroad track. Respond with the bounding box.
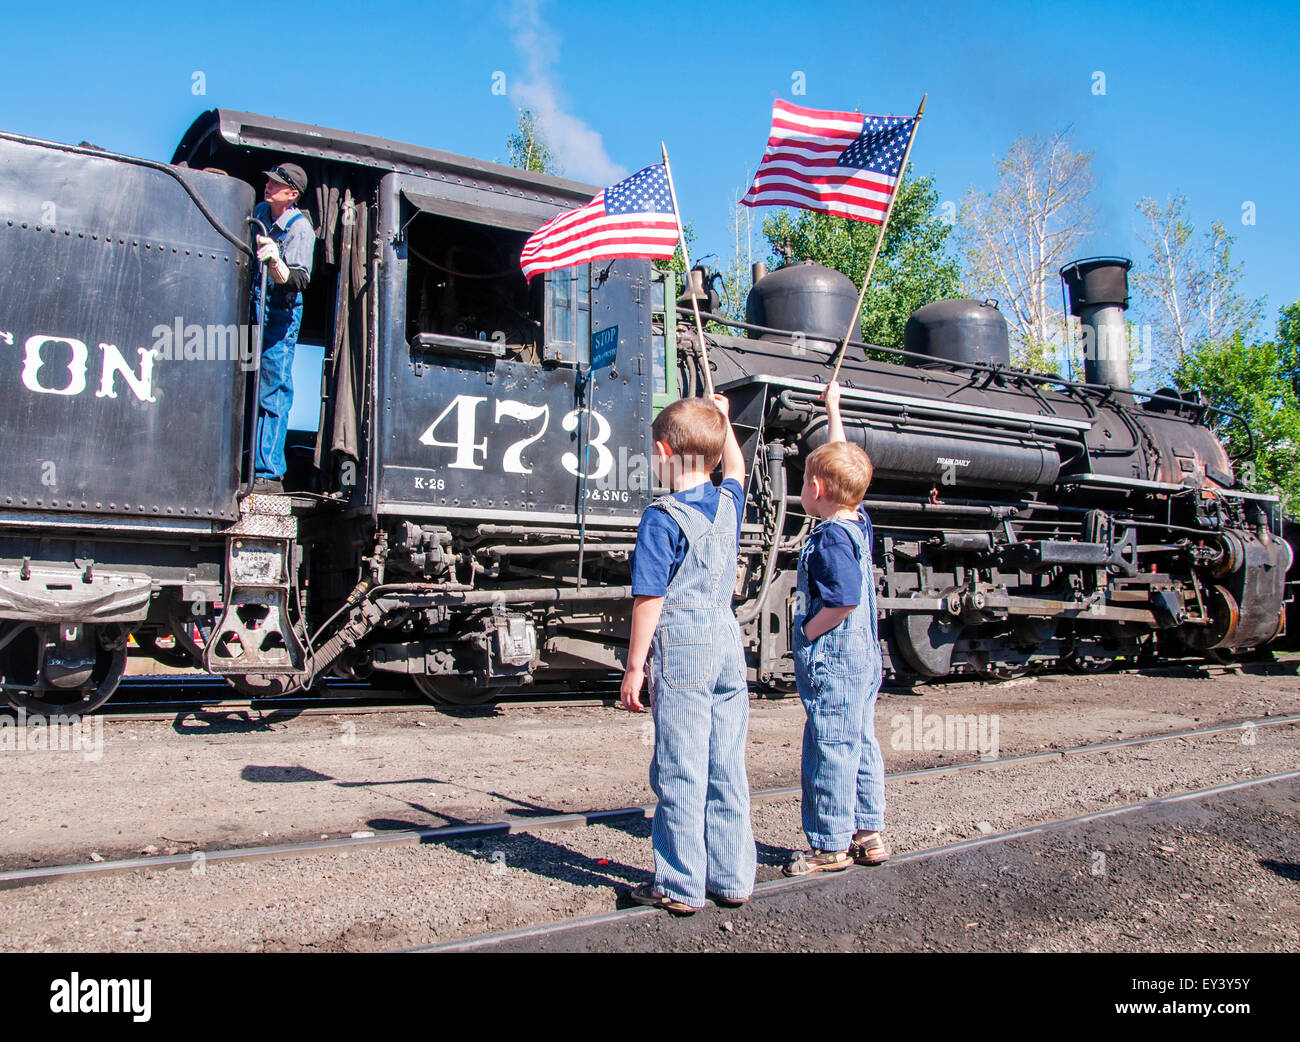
[20,652,1293,722]
[5,712,1294,891]
[410,767,1300,952]
[53,675,624,721]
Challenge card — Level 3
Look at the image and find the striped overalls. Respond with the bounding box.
[791,507,886,851]
[646,487,756,906]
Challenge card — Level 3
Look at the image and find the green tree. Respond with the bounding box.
[1132,194,1263,382]
[759,168,961,349]
[1174,304,1300,509]
[505,108,560,176]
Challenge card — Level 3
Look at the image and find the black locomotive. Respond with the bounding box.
[0,110,1290,715]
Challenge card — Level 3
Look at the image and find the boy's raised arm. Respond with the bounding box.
[712,393,745,484]
[823,380,846,445]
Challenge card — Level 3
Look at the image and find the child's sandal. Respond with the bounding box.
[849,832,891,865]
[629,883,698,915]
[783,849,852,877]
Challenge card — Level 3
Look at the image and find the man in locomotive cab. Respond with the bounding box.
[249,162,314,495]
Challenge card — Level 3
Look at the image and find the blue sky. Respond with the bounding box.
[3,1,1296,358]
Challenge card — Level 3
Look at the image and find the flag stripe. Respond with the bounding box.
[747,167,898,200]
[522,215,679,258]
[742,192,887,224]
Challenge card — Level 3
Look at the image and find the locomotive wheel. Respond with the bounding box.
[1,623,128,718]
[1065,655,1114,675]
[1204,647,1239,666]
[411,674,501,707]
[974,662,1029,681]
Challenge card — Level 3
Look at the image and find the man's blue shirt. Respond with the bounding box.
[631,478,744,597]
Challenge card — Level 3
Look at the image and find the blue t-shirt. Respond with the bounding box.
[806,511,873,609]
[630,478,744,597]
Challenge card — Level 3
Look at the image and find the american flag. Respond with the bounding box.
[520,164,681,281]
[741,100,916,224]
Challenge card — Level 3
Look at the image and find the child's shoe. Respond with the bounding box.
[629,883,699,915]
[783,849,852,876]
[850,831,891,865]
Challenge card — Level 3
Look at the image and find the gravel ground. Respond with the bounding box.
[2,659,1296,873]
[485,777,1300,953]
[1,718,1295,952]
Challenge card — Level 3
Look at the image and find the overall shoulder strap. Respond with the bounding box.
[829,515,868,562]
[650,494,710,543]
[712,484,739,533]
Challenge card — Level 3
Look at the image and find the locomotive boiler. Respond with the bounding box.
[696,257,1291,683]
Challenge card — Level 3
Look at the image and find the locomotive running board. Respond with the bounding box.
[203,494,305,675]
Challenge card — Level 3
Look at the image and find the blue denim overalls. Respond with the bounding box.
[251,209,307,480]
[791,507,885,851]
[646,487,756,906]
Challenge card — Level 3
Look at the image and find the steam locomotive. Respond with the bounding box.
[0,109,1290,716]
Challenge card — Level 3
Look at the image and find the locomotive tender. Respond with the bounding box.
[0,110,1290,715]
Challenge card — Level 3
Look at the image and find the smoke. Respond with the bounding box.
[506,0,626,184]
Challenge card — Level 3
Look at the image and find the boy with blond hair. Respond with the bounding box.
[784,380,890,875]
[621,393,755,914]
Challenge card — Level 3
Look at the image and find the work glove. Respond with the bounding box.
[255,235,291,285]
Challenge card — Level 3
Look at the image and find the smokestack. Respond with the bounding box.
[751,261,767,285]
[1060,257,1133,389]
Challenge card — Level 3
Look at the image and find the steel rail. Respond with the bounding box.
[2,714,1294,891]
[411,766,1300,951]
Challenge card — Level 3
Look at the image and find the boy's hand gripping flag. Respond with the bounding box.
[520,164,682,281]
[741,99,916,225]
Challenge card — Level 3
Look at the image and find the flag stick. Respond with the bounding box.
[661,142,714,399]
[828,93,927,384]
